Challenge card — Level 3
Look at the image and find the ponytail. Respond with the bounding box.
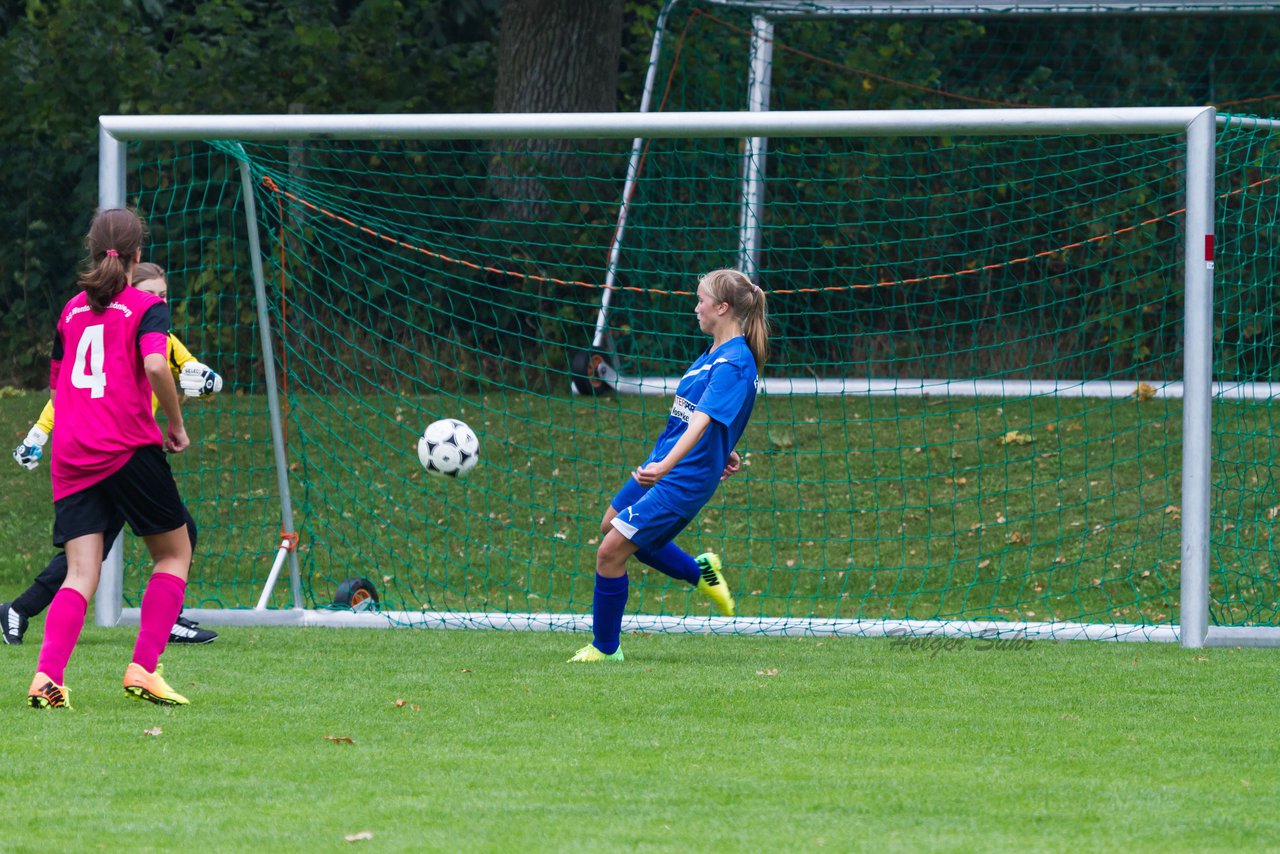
[78,208,145,311]
[698,268,771,371]
[742,286,769,371]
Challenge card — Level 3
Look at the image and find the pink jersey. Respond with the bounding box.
[49,286,170,500]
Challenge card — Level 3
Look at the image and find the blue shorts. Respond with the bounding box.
[608,478,693,552]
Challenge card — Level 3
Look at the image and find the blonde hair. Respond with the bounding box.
[699,268,770,370]
[78,209,145,312]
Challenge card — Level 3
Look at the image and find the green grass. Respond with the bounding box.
[3,384,1277,629]
[1,627,1277,851]
[2,384,1279,625]
[2,387,1280,849]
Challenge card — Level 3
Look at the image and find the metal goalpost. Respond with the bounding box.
[591,0,1280,402]
[89,106,1267,647]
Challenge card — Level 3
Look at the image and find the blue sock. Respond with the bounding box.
[634,541,701,586]
[592,573,629,655]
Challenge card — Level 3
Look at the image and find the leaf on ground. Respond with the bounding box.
[998,430,1033,445]
[344,831,374,843]
[768,430,794,450]
[1133,382,1158,401]
[393,699,407,707]
[325,735,355,744]
[143,727,162,737]
[755,668,779,677]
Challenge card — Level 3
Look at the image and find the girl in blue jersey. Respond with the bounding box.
[570,268,769,662]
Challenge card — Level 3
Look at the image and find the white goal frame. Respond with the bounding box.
[95,106,1273,647]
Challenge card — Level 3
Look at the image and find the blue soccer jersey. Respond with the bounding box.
[643,335,758,515]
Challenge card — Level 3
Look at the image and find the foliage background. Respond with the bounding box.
[0,0,648,385]
[4,1,1280,387]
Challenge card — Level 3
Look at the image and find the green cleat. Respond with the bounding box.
[568,644,625,663]
[696,552,735,617]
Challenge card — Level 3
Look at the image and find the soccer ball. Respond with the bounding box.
[417,418,480,477]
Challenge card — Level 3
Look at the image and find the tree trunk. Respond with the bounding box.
[489,0,624,223]
[474,0,624,371]
[494,0,623,115]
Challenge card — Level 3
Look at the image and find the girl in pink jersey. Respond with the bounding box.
[28,208,195,708]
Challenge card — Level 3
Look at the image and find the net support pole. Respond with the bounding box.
[738,14,774,282]
[255,536,298,610]
[591,0,683,349]
[238,158,304,609]
[1179,107,1216,649]
[94,126,128,628]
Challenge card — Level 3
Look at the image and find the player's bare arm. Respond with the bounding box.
[144,353,187,453]
[633,411,712,487]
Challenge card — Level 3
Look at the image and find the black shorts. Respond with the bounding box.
[52,446,186,548]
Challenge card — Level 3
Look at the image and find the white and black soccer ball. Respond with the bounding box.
[417,418,480,477]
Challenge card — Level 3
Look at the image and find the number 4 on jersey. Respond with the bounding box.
[71,323,107,398]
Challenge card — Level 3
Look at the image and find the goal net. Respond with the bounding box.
[99,106,1278,645]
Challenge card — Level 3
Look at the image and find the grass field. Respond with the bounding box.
[0,388,1207,625]
[1,387,1279,850]
[2,382,1274,630]
[1,626,1278,851]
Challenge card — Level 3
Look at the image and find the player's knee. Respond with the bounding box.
[147,527,193,565]
[595,535,630,577]
[63,559,101,592]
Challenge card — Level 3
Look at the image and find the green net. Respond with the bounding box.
[111,111,1280,638]
[1211,119,1280,629]
[110,1,1280,637]
[650,1,1280,114]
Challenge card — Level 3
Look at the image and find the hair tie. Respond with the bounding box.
[105,249,119,258]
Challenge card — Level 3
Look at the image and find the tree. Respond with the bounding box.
[487,0,625,221]
[494,0,623,114]
[0,0,502,385]
[465,1,626,367]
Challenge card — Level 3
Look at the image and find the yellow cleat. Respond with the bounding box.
[696,552,735,617]
[28,672,70,709]
[567,644,625,663]
[124,662,189,706]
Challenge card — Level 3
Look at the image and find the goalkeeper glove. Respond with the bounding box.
[179,362,223,398]
[12,425,48,471]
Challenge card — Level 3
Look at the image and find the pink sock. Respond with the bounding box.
[37,588,88,685]
[132,572,187,672]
